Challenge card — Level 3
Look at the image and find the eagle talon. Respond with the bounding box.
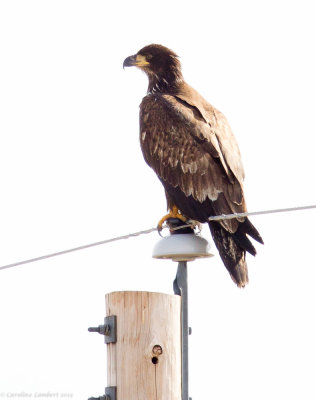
[158,225,166,237]
[157,221,166,235]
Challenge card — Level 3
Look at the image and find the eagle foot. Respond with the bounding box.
[157,206,187,232]
[157,207,202,235]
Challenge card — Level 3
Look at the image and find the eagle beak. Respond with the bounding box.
[123,55,137,68]
[123,54,150,69]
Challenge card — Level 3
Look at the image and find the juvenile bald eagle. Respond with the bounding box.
[123,44,263,287]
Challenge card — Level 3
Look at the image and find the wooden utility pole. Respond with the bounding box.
[106,291,182,400]
[88,221,212,400]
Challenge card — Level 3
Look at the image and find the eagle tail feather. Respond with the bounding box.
[208,221,248,287]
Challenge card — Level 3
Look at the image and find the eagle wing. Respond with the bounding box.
[139,92,247,233]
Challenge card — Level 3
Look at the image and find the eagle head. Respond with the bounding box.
[123,44,183,93]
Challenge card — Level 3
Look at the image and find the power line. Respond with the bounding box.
[169,204,316,232]
[208,204,316,221]
[0,204,315,271]
[0,227,157,271]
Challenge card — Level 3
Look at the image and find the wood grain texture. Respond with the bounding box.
[106,291,181,400]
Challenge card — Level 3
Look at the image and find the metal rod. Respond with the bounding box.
[173,261,189,400]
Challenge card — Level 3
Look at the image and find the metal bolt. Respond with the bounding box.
[88,326,101,333]
[88,324,111,335]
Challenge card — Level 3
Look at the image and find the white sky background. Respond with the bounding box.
[0,0,316,399]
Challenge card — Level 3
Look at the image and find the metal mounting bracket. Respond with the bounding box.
[173,260,190,400]
[104,386,116,400]
[88,386,116,400]
[88,315,117,344]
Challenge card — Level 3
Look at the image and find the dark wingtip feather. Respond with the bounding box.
[232,218,264,257]
[233,231,257,256]
[241,218,264,245]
